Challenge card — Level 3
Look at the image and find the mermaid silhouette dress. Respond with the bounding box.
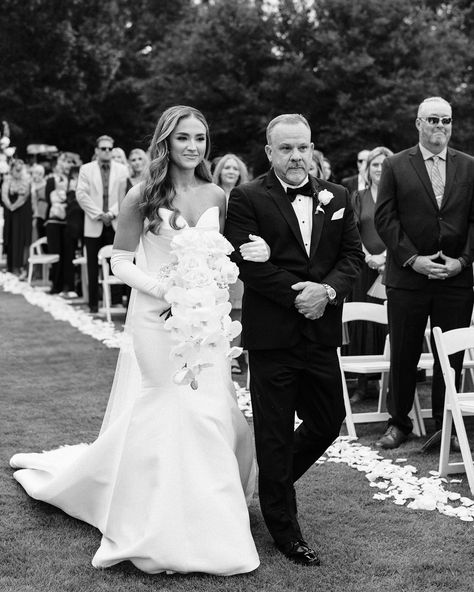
[10,206,259,576]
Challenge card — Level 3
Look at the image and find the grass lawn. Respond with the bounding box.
[2,287,474,592]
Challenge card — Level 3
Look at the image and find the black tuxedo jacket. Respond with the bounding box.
[224,169,364,349]
[374,145,474,290]
[341,174,359,195]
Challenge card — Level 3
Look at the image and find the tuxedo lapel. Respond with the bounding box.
[309,176,324,259]
[441,148,458,209]
[265,170,308,256]
[409,146,438,210]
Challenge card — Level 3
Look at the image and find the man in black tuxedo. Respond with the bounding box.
[374,96,474,450]
[341,149,370,195]
[225,114,363,566]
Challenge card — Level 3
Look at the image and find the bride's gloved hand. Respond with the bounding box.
[111,249,167,298]
[239,234,271,262]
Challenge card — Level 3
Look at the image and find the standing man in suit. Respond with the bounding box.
[225,114,363,566]
[76,135,129,313]
[341,149,370,195]
[374,96,474,450]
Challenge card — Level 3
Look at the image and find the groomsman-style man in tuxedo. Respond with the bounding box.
[76,135,129,313]
[374,96,474,450]
[341,149,370,195]
[225,114,363,566]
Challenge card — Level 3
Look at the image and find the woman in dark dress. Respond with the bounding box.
[348,146,393,402]
[1,159,32,278]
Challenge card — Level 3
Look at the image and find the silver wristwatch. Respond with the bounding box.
[322,283,336,304]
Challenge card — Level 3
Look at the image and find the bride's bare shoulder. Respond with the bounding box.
[197,181,225,207]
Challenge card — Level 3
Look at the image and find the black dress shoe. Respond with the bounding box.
[375,425,408,449]
[89,305,99,314]
[276,540,320,566]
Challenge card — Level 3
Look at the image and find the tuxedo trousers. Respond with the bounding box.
[248,338,345,545]
[386,284,474,434]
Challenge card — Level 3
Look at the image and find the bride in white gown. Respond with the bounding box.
[10,106,269,576]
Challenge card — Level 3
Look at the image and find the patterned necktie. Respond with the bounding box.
[429,156,444,208]
[286,182,313,202]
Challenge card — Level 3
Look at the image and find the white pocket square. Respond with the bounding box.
[331,208,345,221]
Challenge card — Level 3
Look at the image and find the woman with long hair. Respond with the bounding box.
[10,106,268,576]
[128,148,149,186]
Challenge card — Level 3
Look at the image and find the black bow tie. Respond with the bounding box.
[286,182,313,202]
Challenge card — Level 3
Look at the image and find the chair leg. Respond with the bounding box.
[451,407,474,495]
[377,371,389,414]
[103,283,112,322]
[27,263,34,285]
[438,407,453,477]
[411,390,426,437]
[338,352,356,438]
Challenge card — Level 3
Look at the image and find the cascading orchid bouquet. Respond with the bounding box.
[162,227,243,390]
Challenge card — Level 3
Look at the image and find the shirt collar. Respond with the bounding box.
[419,143,447,162]
[275,173,310,193]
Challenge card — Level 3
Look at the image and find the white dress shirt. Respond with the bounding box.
[276,174,313,256]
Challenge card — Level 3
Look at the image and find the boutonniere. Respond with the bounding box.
[315,189,334,215]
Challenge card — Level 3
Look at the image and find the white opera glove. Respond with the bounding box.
[111,249,166,299]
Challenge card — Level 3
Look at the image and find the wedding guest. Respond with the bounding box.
[374,96,474,450]
[128,148,149,187]
[61,166,84,298]
[342,149,370,195]
[309,150,325,178]
[347,146,393,403]
[44,152,75,294]
[30,164,47,241]
[76,135,129,313]
[111,147,128,166]
[225,113,364,566]
[1,159,32,278]
[322,157,335,182]
[212,153,250,374]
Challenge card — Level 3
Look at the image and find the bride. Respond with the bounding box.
[10,106,269,576]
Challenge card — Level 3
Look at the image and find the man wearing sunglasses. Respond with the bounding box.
[76,135,129,313]
[341,149,370,195]
[374,96,474,450]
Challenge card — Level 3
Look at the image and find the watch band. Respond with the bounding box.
[322,283,336,304]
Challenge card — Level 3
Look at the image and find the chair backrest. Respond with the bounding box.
[433,326,474,391]
[29,236,48,257]
[342,301,388,325]
[98,244,114,280]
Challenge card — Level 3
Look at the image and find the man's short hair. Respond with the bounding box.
[417,97,451,117]
[95,135,114,147]
[266,114,310,144]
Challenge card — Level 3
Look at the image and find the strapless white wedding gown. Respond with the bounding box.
[10,206,259,576]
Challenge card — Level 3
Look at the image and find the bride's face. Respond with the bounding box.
[169,116,207,170]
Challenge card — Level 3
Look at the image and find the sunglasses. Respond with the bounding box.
[98,147,113,152]
[130,158,143,162]
[419,117,452,126]
[357,159,366,163]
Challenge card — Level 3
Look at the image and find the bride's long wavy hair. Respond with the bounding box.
[141,105,212,233]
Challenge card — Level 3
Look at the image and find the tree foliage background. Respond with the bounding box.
[1,0,473,176]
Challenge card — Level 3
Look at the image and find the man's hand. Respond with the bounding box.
[291,281,328,320]
[439,251,463,278]
[411,252,448,279]
[99,212,113,226]
[367,253,385,270]
[240,234,271,262]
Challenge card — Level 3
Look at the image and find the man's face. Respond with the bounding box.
[265,122,313,186]
[357,150,369,173]
[95,140,113,163]
[416,101,452,154]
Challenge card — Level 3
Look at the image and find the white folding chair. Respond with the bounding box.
[339,301,426,438]
[72,247,88,302]
[432,326,474,493]
[98,244,126,322]
[27,237,60,287]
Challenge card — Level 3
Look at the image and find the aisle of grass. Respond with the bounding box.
[1,288,474,592]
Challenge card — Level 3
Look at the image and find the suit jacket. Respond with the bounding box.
[341,174,358,195]
[224,169,364,349]
[374,145,474,290]
[76,160,129,238]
